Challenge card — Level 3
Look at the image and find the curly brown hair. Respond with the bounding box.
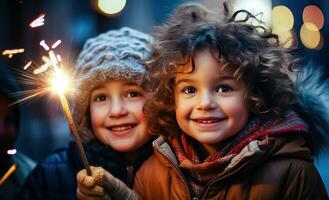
[144,3,298,138]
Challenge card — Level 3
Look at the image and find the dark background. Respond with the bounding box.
[0,0,328,192]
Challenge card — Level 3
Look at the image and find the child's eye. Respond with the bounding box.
[127,91,141,98]
[216,85,233,93]
[183,87,197,94]
[94,95,107,102]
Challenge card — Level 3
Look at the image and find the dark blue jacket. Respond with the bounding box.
[20,140,153,200]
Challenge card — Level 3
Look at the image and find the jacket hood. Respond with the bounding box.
[293,63,329,155]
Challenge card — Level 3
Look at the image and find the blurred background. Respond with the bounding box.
[0,0,328,192]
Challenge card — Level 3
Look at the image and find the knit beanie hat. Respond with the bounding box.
[72,27,154,142]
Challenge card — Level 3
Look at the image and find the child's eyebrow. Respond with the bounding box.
[122,82,139,87]
[175,76,234,85]
[92,85,106,91]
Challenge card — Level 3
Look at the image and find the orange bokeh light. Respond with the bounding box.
[303,5,324,30]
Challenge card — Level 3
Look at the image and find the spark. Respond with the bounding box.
[33,62,50,74]
[7,149,17,155]
[23,61,32,70]
[40,40,50,51]
[0,164,16,186]
[2,49,24,58]
[57,54,62,62]
[49,50,59,67]
[29,14,45,28]
[51,40,61,49]
[12,49,76,105]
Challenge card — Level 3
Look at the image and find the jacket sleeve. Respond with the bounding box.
[282,159,328,200]
[19,164,46,200]
[19,150,78,200]
[134,169,146,200]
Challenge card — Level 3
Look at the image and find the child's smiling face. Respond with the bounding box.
[89,80,150,152]
[174,49,249,153]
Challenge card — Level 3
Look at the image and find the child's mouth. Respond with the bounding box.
[194,119,221,124]
[191,117,225,128]
[192,117,223,124]
[108,124,137,132]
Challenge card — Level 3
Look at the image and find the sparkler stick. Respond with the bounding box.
[58,92,92,175]
[0,164,16,186]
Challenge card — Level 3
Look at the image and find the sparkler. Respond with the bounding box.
[46,50,92,175]
[10,49,92,175]
[50,67,92,175]
[1,13,92,186]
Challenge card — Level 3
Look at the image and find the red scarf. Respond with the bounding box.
[171,110,308,197]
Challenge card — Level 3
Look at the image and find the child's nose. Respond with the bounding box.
[108,99,128,117]
[197,91,217,110]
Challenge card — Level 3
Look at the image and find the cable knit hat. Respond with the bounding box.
[72,27,154,142]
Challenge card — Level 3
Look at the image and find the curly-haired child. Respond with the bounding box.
[76,3,329,200]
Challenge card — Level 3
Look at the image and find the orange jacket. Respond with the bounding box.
[134,136,328,200]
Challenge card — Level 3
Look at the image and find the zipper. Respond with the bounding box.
[126,165,134,188]
[154,146,196,200]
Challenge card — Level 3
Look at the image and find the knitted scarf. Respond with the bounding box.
[171,110,309,197]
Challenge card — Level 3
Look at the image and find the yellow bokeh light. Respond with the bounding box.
[276,31,294,48]
[315,34,324,50]
[303,5,324,30]
[51,70,69,94]
[97,0,126,15]
[300,23,321,49]
[272,6,294,32]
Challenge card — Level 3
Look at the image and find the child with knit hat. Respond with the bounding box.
[76,3,328,200]
[21,27,154,199]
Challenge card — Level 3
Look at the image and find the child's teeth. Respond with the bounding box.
[111,125,134,131]
[197,119,218,123]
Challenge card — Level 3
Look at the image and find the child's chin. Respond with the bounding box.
[108,140,140,152]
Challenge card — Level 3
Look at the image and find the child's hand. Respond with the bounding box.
[76,166,112,200]
[76,166,138,200]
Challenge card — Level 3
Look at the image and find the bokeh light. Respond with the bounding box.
[315,34,325,50]
[300,22,321,49]
[303,5,324,30]
[272,5,294,32]
[97,0,126,15]
[277,31,294,48]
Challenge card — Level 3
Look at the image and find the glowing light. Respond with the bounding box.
[277,31,294,48]
[49,50,58,66]
[56,54,62,62]
[29,14,45,28]
[303,5,324,30]
[50,69,69,94]
[300,23,321,49]
[33,62,50,74]
[2,48,24,58]
[272,6,294,32]
[315,34,325,50]
[232,0,272,28]
[97,0,126,15]
[40,40,50,51]
[23,61,32,70]
[51,40,62,49]
[7,149,17,155]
